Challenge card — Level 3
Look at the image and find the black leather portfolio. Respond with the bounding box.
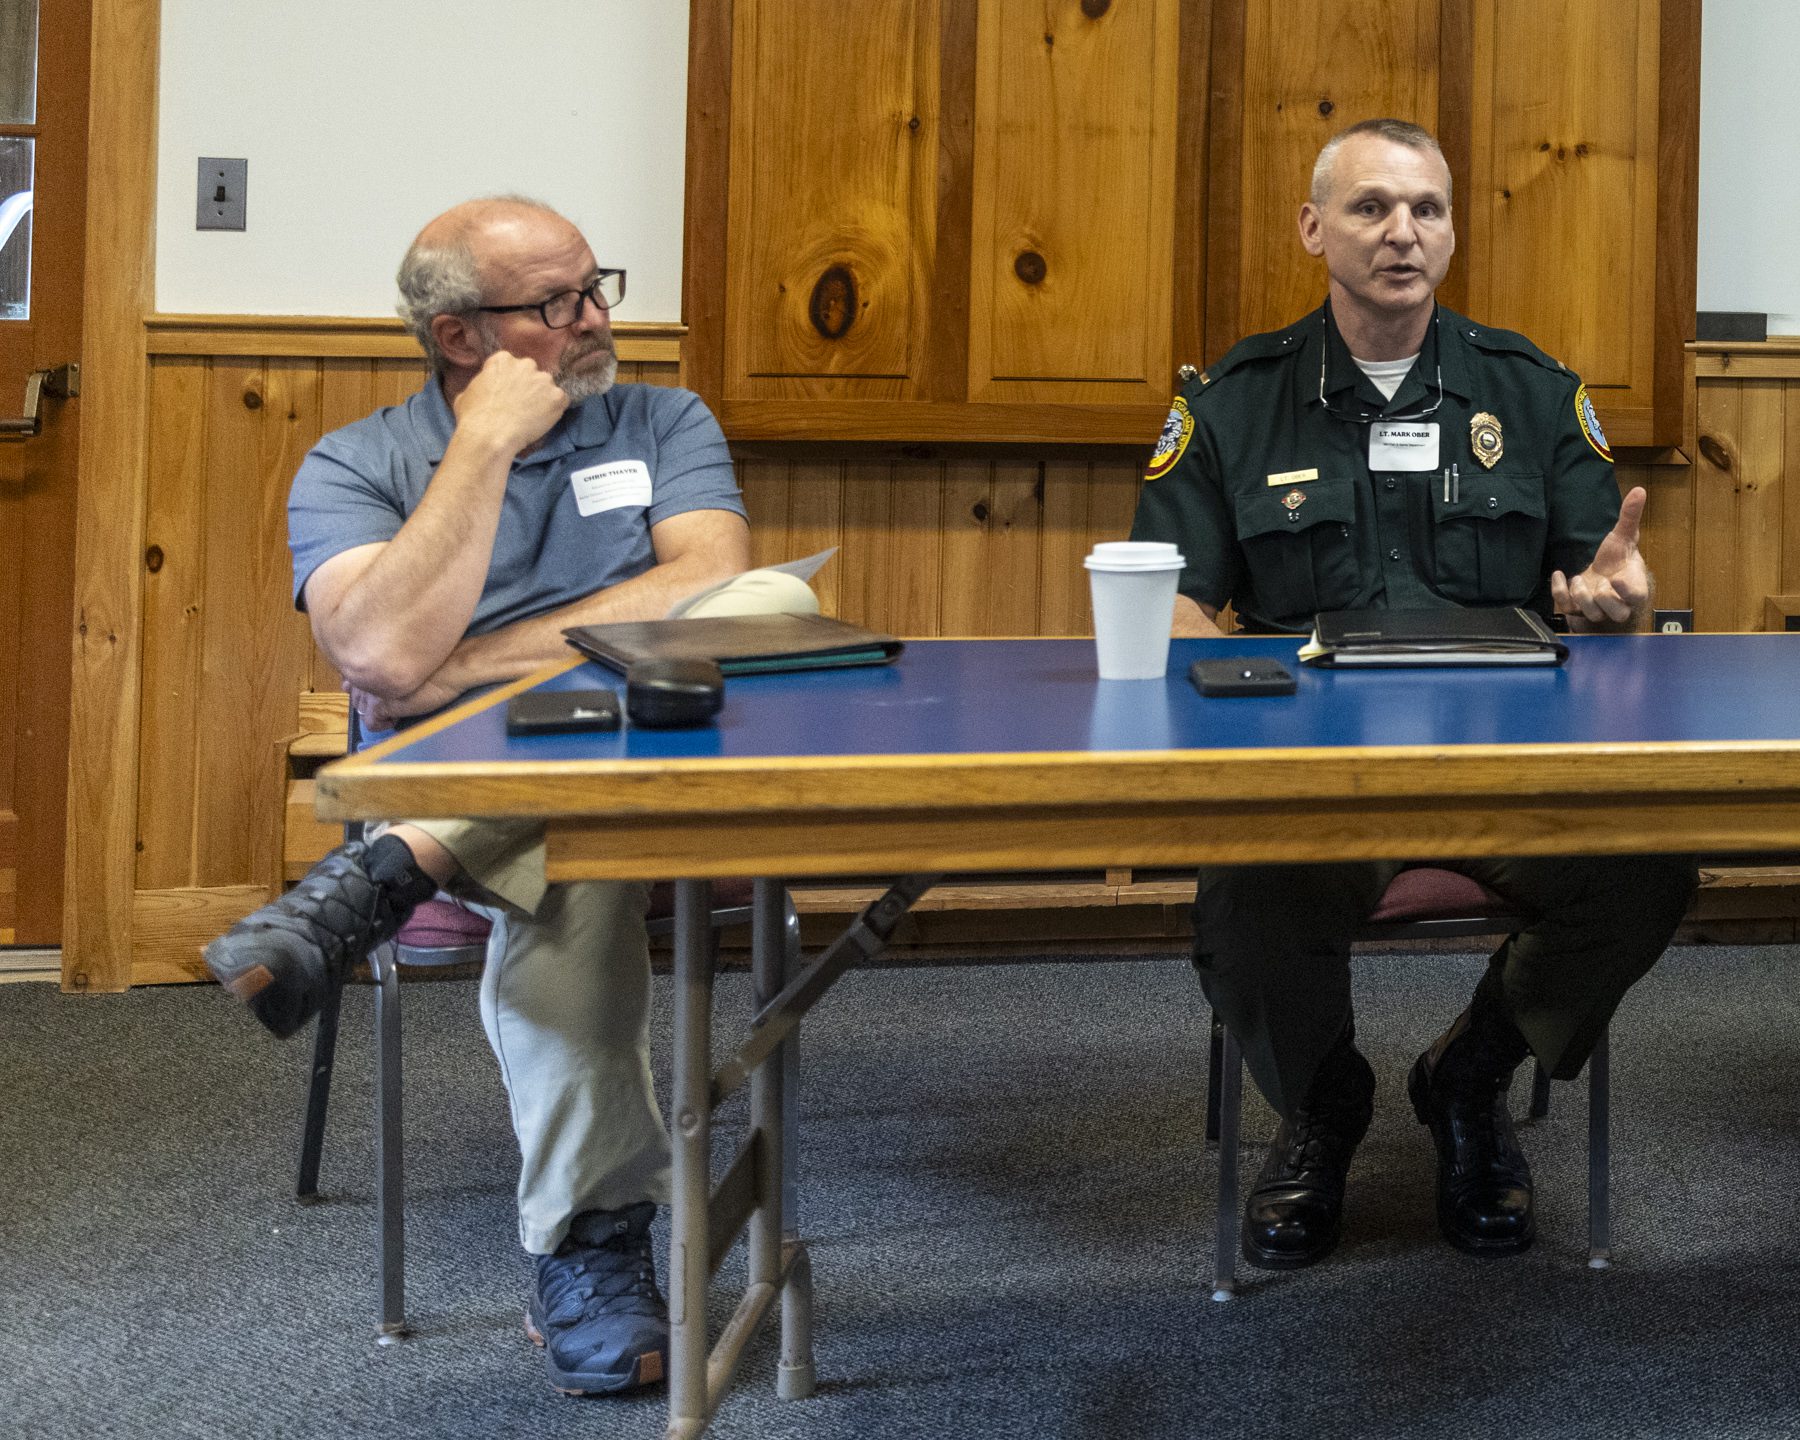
[1304,607,1569,667]
[564,613,904,676]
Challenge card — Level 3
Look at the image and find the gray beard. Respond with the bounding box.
[557,344,617,402]
[468,317,617,402]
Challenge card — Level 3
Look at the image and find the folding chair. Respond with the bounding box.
[1204,865,1612,1299]
[292,708,800,1339]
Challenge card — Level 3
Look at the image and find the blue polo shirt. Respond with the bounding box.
[287,379,746,635]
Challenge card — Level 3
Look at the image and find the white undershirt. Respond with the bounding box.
[1353,353,1418,401]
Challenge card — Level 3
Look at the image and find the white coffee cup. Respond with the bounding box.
[1084,541,1185,680]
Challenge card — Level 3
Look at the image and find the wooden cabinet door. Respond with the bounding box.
[721,0,943,404]
[1461,0,1695,448]
[966,0,1180,407]
[686,0,1206,443]
[1205,0,1446,357]
[686,0,1693,448]
[1204,0,1695,448]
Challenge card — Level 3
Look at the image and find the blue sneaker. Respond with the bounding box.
[525,1203,669,1395]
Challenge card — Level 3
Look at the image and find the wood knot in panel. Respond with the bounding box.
[808,266,859,341]
[241,384,264,410]
[1697,435,1732,472]
[970,500,990,523]
[1014,251,1047,286]
[1080,0,1111,17]
[144,544,164,574]
[907,114,921,132]
[1318,98,1334,117]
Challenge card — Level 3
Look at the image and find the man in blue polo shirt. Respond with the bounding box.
[207,196,752,1397]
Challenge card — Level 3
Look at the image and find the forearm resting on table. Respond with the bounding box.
[424,529,751,701]
[1172,593,1228,638]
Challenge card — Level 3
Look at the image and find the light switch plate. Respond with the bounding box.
[197,157,247,231]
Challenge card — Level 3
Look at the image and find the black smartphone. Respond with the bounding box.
[505,689,622,735]
[1190,657,1297,697]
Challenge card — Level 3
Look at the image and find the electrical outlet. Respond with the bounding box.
[1652,608,1694,634]
[197,157,247,231]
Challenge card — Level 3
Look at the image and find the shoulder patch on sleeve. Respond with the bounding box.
[1575,383,1613,462]
[1144,396,1195,481]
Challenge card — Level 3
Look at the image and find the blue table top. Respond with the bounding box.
[365,634,1800,769]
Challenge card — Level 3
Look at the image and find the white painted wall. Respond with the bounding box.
[1699,0,1800,333]
[156,2,1796,335]
[155,1,691,320]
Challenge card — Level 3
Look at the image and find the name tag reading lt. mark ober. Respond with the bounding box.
[1368,421,1440,471]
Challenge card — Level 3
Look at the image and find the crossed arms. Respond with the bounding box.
[303,351,749,732]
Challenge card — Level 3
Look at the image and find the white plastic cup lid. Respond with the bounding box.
[1084,540,1185,572]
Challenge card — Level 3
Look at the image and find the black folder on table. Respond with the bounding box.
[564,613,904,677]
[1303,607,1569,667]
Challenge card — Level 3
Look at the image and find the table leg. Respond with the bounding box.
[1587,1028,1612,1270]
[755,879,815,1400]
[1211,1027,1243,1302]
[667,879,714,1438]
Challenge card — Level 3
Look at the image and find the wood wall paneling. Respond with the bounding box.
[966,0,1178,404]
[64,0,159,991]
[118,331,1800,981]
[725,0,940,401]
[1213,0,1441,353]
[135,357,208,890]
[1467,0,1660,441]
[1693,375,1794,632]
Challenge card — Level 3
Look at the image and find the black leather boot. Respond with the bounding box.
[1242,1024,1377,1269]
[1407,981,1536,1255]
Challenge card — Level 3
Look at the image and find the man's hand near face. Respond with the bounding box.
[452,350,571,458]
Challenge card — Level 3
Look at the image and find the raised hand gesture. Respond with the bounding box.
[1550,486,1650,629]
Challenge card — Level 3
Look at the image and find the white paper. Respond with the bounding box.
[664,547,838,618]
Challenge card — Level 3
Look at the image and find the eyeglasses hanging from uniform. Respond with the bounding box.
[1317,309,1447,479]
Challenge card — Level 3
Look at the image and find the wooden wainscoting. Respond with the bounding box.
[122,318,1151,984]
[124,321,692,984]
[110,322,1798,985]
[1690,341,1800,632]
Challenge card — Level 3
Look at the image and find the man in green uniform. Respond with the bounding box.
[1130,119,1695,1268]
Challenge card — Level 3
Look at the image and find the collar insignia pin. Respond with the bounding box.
[1470,412,1504,470]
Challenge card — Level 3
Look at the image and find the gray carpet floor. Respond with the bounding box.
[4,945,1800,1439]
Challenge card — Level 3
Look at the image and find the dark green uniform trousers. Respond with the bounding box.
[1192,854,1698,1121]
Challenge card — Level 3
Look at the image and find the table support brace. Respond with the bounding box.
[712,873,942,1107]
[668,875,940,1437]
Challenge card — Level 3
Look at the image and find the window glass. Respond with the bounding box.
[0,137,32,319]
[0,0,37,125]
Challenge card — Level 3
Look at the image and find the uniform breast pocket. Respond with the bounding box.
[1428,471,1548,604]
[1233,478,1360,619]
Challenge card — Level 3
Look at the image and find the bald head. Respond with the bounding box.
[1310,118,1449,208]
[395,195,576,374]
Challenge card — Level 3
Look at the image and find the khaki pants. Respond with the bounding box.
[384,570,817,1252]
[1191,853,1698,1121]
[399,816,668,1255]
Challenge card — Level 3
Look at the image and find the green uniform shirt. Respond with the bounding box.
[1129,302,1619,634]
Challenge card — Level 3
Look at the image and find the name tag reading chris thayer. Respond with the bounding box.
[571,460,653,516]
[1368,421,1440,472]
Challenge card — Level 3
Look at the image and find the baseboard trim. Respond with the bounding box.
[0,948,61,984]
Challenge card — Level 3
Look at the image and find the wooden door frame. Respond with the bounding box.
[61,0,158,991]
